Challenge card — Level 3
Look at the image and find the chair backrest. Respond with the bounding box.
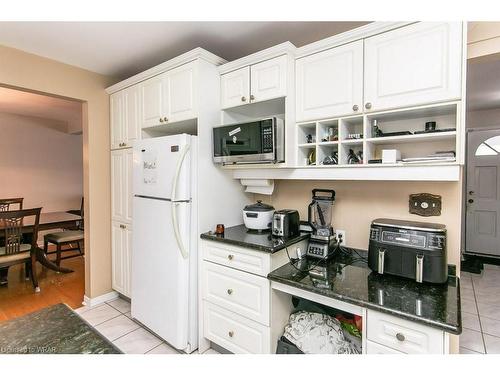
[0,198,24,212]
[79,197,84,231]
[0,208,41,255]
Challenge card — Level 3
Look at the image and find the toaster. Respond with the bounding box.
[272,210,300,238]
[368,218,448,284]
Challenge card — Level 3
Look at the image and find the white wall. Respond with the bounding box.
[0,112,83,213]
[467,107,500,129]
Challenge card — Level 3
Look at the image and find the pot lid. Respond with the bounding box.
[243,200,275,212]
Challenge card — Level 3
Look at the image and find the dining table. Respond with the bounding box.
[0,211,82,274]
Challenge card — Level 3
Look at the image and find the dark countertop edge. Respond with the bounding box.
[200,232,310,254]
[267,274,462,335]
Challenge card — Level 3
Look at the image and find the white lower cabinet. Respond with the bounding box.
[112,220,132,298]
[366,340,402,354]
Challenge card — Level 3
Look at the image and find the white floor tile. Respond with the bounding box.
[203,348,221,354]
[476,294,500,308]
[460,275,473,290]
[461,298,478,315]
[94,315,140,341]
[479,316,500,338]
[459,347,483,354]
[461,287,475,301]
[484,334,500,354]
[107,298,131,314]
[483,264,500,271]
[74,305,93,315]
[462,312,481,331]
[79,304,121,326]
[460,328,485,353]
[478,302,500,321]
[113,328,162,354]
[146,343,180,354]
[124,312,132,318]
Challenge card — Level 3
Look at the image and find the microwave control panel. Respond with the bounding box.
[261,123,273,153]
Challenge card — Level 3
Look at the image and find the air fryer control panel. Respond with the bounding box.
[369,227,446,250]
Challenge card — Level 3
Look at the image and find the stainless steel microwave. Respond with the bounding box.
[212,117,285,164]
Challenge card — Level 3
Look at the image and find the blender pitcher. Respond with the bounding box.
[308,189,336,237]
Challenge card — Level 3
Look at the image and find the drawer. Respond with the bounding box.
[366,340,402,354]
[367,310,444,354]
[202,240,270,276]
[203,261,270,325]
[203,302,270,354]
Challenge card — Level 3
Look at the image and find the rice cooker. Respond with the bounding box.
[243,200,275,231]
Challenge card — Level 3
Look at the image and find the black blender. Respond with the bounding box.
[306,189,338,259]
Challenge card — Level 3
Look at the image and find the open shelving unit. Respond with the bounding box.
[296,101,462,169]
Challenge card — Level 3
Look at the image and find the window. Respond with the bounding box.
[475,135,500,156]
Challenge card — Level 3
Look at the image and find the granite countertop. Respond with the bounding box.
[200,224,310,253]
[0,304,121,354]
[267,251,461,334]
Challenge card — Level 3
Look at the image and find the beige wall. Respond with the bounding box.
[257,179,463,266]
[0,112,83,213]
[0,44,115,298]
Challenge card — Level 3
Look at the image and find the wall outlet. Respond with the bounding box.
[335,229,346,246]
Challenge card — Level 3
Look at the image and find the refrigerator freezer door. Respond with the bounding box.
[131,196,191,349]
[133,134,191,201]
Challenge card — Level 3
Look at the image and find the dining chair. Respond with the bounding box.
[0,208,42,292]
[0,198,23,211]
[44,198,84,266]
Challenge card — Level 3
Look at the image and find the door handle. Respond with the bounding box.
[468,199,474,204]
[469,191,474,195]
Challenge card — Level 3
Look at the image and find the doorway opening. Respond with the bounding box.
[0,85,86,321]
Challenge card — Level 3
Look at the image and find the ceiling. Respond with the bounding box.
[0,87,82,133]
[0,22,369,80]
[467,55,500,111]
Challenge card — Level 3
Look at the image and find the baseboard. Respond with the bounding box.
[83,291,119,308]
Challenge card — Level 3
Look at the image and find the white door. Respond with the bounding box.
[296,40,363,122]
[133,135,191,200]
[466,129,500,257]
[364,22,463,112]
[221,66,250,109]
[250,55,287,104]
[167,62,197,123]
[111,220,126,294]
[111,150,124,222]
[131,197,191,349]
[140,72,168,128]
[110,91,124,149]
[123,85,140,147]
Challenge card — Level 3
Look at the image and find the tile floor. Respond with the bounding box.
[74,298,220,354]
[460,264,500,354]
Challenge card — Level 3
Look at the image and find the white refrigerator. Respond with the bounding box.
[131,134,198,353]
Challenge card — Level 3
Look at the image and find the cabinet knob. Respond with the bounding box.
[227,289,233,295]
[469,191,474,195]
[122,142,127,147]
[120,224,126,229]
[352,104,359,112]
[159,118,164,123]
[227,254,234,260]
[250,94,255,101]
[365,102,372,110]
[241,96,247,102]
[468,199,474,204]
[228,331,234,338]
[164,117,168,123]
[396,333,405,342]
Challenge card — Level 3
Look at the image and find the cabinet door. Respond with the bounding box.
[250,55,287,103]
[111,221,126,294]
[124,148,133,223]
[123,224,133,298]
[296,40,363,122]
[166,62,197,123]
[140,72,168,128]
[110,91,124,149]
[221,66,250,109]
[123,85,140,147]
[364,22,463,112]
[111,150,124,222]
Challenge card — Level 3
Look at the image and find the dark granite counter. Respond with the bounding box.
[0,304,121,354]
[267,251,461,334]
[200,224,310,253]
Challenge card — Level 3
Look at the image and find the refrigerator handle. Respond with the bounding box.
[171,144,190,259]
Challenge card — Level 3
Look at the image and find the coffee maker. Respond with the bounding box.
[306,189,338,259]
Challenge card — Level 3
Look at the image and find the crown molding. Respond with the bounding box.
[106,48,227,94]
[296,22,416,58]
[218,41,297,74]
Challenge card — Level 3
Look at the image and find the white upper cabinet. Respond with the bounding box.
[110,92,123,149]
[250,55,287,104]
[166,62,198,123]
[140,61,198,128]
[221,66,250,109]
[363,22,463,112]
[111,148,133,224]
[296,40,363,122]
[110,85,140,150]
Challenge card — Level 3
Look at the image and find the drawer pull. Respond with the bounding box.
[228,330,234,338]
[396,333,405,342]
[227,289,233,295]
[227,254,234,260]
